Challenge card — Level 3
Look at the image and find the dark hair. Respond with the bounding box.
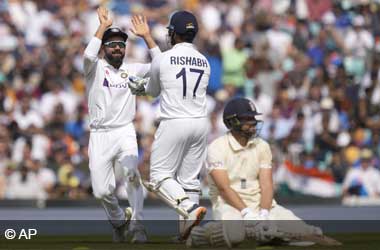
[177,31,196,43]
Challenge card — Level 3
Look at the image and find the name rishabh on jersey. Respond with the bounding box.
[170,56,208,68]
[147,43,211,120]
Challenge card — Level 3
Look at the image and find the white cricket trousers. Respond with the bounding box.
[150,117,209,191]
[89,123,144,227]
[213,198,319,235]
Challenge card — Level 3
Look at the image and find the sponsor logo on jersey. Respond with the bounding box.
[209,161,223,169]
[103,78,128,89]
[103,78,109,87]
[108,82,128,88]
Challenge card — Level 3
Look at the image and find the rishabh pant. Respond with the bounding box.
[89,122,143,226]
[150,117,209,191]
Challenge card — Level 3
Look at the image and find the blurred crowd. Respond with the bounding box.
[0,0,380,201]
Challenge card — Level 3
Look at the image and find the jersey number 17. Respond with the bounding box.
[176,67,204,99]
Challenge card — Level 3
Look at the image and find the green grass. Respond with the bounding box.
[0,233,379,250]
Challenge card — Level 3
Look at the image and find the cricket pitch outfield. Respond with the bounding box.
[0,233,379,250]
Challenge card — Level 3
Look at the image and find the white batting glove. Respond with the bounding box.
[241,207,256,220]
[257,209,270,220]
[128,76,148,95]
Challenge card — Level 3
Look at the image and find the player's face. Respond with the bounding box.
[240,118,259,138]
[103,36,126,65]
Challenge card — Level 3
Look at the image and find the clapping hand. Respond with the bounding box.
[130,15,150,38]
[97,6,113,28]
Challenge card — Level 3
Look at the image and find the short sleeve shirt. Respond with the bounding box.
[207,132,272,204]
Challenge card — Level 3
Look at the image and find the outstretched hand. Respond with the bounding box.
[130,15,150,38]
[97,6,113,28]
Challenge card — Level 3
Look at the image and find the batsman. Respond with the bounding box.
[187,98,341,248]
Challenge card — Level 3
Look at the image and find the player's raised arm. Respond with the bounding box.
[127,14,161,79]
[95,6,113,40]
[130,14,156,49]
[130,14,161,58]
[145,54,161,97]
[83,6,113,75]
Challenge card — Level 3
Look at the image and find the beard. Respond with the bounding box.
[105,51,124,65]
[240,129,256,139]
[164,34,174,49]
[165,29,176,47]
[239,123,261,139]
[170,34,175,46]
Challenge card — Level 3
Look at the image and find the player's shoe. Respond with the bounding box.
[112,207,133,243]
[179,204,207,241]
[130,221,148,244]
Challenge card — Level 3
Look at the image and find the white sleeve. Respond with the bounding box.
[145,54,162,97]
[259,141,272,169]
[135,63,151,78]
[135,47,162,78]
[83,37,101,77]
[149,46,162,59]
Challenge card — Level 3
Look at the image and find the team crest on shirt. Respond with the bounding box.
[121,72,128,79]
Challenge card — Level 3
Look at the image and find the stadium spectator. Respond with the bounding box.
[342,148,380,198]
[5,163,46,199]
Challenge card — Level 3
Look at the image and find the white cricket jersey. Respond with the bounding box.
[83,37,161,131]
[207,133,273,205]
[146,42,210,120]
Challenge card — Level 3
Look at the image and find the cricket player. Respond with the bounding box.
[186,98,341,247]
[128,10,210,240]
[83,7,160,243]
